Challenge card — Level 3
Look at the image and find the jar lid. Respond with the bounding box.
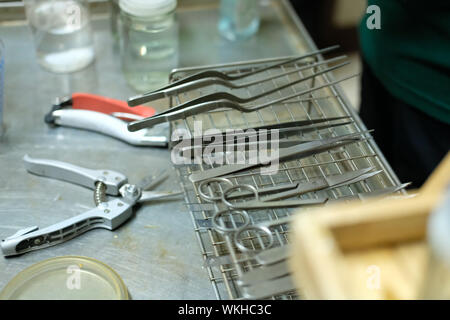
[119,0,177,18]
[0,256,129,300]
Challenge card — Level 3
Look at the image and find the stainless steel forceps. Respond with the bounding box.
[1,155,180,257]
[127,66,354,131]
[127,45,340,106]
[172,116,353,156]
[189,131,368,182]
[127,55,346,104]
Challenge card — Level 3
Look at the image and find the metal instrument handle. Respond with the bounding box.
[1,199,133,256]
[221,184,328,210]
[241,274,296,300]
[24,154,127,195]
[138,190,183,203]
[188,132,364,182]
[237,260,290,287]
[234,225,274,253]
[255,245,291,266]
[211,210,250,234]
[198,178,234,202]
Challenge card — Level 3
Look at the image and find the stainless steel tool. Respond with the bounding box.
[171,116,351,143]
[232,183,411,254]
[169,53,409,300]
[153,60,348,116]
[237,260,290,287]
[127,68,355,131]
[207,169,381,233]
[127,45,340,106]
[189,131,367,183]
[0,155,180,257]
[127,56,347,104]
[173,117,354,158]
[236,184,412,295]
[200,167,377,203]
[241,274,296,300]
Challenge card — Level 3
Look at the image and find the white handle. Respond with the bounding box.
[53,109,168,147]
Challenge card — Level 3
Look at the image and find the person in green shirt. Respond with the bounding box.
[359,0,450,187]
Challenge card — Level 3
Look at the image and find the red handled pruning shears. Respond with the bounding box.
[45,93,168,147]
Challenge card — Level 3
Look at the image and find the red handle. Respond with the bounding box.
[71,93,156,121]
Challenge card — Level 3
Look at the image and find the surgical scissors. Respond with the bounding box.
[231,183,411,253]
[127,45,340,106]
[200,168,381,232]
[199,167,378,203]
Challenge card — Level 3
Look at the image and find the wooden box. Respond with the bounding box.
[289,154,450,299]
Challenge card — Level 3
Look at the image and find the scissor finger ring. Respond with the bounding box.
[234,225,274,253]
[198,177,233,202]
[222,184,259,208]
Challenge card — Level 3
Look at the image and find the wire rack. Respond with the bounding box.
[167,54,405,300]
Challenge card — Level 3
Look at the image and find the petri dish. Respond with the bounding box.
[0,256,129,300]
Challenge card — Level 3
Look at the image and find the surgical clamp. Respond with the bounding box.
[1,155,180,257]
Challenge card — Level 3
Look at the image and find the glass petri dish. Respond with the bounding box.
[0,256,129,300]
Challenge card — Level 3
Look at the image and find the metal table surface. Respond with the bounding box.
[0,0,317,299]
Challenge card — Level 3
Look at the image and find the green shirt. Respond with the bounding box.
[359,0,450,124]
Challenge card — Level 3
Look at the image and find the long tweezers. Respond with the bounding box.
[127,55,346,104]
[127,45,340,106]
[189,131,368,182]
[128,72,356,132]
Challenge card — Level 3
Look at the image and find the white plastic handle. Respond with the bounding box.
[53,109,168,147]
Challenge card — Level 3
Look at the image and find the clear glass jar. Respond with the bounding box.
[24,0,95,73]
[119,0,179,93]
[218,0,260,41]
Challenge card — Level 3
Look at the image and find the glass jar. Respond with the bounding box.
[119,0,179,93]
[24,0,95,73]
[218,0,260,41]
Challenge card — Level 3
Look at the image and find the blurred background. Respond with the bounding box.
[290,0,366,111]
[0,0,367,109]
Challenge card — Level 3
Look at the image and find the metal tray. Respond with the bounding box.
[168,55,404,300]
